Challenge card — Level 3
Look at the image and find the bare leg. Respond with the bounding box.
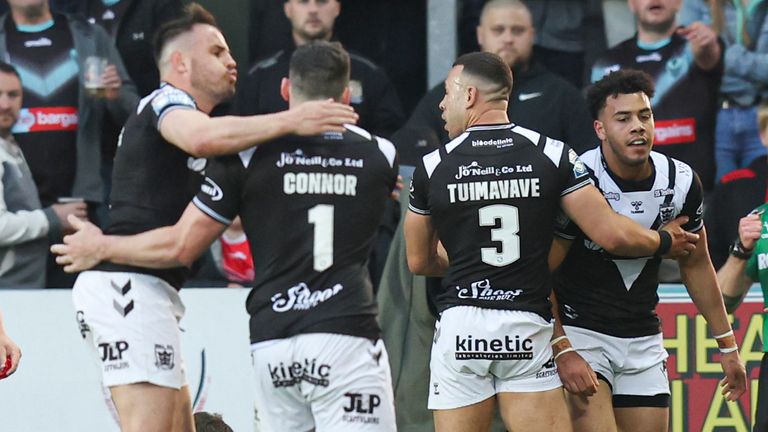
[172,385,195,432]
[565,380,617,432]
[111,382,194,432]
[497,388,572,432]
[615,407,668,432]
[433,396,496,432]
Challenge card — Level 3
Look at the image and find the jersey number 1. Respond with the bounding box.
[479,204,520,267]
[308,204,334,272]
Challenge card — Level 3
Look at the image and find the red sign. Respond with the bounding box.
[660,286,763,431]
[12,106,78,133]
[654,118,696,146]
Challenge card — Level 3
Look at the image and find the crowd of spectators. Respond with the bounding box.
[0,0,761,291]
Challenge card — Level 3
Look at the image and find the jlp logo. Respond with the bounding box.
[343,393,381,414]
[98,341,129,362]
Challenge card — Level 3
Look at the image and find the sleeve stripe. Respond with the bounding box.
[689,221,704,233]
[554,232,576,240]
[560,178,592,196]
[156,105,196,131]
[193,197,233,225]
[408,204,430,215]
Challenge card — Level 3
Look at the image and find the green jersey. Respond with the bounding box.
[745,202,768,352]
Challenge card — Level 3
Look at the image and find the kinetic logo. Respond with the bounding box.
[454,334,533,360]
[268,358,331,387]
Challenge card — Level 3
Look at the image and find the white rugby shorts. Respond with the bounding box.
[429,306,561,410]
[250,333,396,432]
[564,325,669,399]
[72,271,187,389]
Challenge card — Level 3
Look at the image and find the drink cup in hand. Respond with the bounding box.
[84,56,108,97]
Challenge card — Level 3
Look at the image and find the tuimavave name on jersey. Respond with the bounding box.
[447,178,540,203]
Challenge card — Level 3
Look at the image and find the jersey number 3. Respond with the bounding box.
[479,204,520,267]
[308,204,334,272]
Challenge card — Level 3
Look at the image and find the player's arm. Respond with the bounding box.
[718,213,762,312]
[160,100,359,157]
[560,184,697,257]
[51,203,227,272]
[404,212,448,277]
[547,237,600,396]
[678,225,747,401]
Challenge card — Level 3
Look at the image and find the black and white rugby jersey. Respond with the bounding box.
[95,83,201,288]
[408,123,591,319]
[194,125,398,343]
[553,146,703,338]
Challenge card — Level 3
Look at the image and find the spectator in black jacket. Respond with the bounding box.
[79,0,185,97]
[401,0,597,161]
[236,0,404,139]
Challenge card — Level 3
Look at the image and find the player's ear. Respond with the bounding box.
[594,119,606,141]
[341,86,351,105]
[465,85,478,108]
[280,77,290,102]
[170,51,186,74]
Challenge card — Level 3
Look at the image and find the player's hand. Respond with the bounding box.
[738,213,762,251]
[51,201,88,233]
[102,65,123,100]
[555,351,599,396]
[289,99,358,135]
[50,215,106,273]
[719,351,747,401]
[0,331,20,378]
[660,215,699,258]
[391,175,404,201]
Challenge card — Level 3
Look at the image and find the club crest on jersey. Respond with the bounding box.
[568,149,588,178]
[659,203,675,224]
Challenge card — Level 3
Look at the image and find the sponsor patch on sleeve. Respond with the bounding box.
[568,148,588,178]
[151,88,195,117]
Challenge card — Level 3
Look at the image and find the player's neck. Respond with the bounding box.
[636,23,676,44]
[11,6,52,26]
[468,106,509,128]
[602,150,653,182]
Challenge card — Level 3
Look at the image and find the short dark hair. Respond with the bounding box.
[289,41,350,101]
[153,3,219,62]
[586,69,656,120]
[453,52,513,102]
[193,412,233,432]
[0,61,20,80]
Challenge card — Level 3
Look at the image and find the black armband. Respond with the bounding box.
[729,239,753,260]
[655,230,672,257]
